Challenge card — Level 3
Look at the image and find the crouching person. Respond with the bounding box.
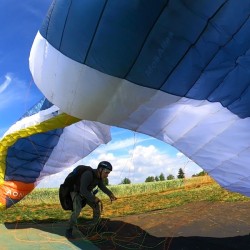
[65,161,117,239]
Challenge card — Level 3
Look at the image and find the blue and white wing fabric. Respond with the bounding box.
[0,98,111,209]
[30,1,250,196]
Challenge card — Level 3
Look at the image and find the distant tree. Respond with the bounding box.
[159,173,165,181]
[177,168,185,179]
[167,174,175,180]
[120,177,131,184]
[145,176,155,182]
[103,177,109,185]
[192,171,207,177]
[155,176,159,182]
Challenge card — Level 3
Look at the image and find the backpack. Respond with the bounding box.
[59,165,93,211]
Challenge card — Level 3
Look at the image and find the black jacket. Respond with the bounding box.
[78,168,113,203]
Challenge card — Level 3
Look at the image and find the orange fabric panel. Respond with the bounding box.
[0,180,35,207]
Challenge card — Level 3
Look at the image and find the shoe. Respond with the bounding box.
[65,228,75,239]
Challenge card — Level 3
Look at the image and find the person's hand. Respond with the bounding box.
[109,194,117,202]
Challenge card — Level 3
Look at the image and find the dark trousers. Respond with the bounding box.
[68,192,101,229]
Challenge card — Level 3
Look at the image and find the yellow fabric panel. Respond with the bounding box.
[0,202,5,211]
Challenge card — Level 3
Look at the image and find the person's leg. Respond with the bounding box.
[86,199,101,225]
[66,192,83,239]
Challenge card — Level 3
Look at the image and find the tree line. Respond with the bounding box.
[115,168,207,185]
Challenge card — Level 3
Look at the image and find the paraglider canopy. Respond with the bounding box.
[29,0,250,197]
[1,0,250,210]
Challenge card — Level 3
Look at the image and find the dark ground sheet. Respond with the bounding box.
[79,201,250,250]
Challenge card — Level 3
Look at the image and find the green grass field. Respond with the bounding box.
[1,176,249,223]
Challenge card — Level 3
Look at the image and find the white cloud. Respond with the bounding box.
[176,152,184,158]
[0,74,11,93]
[80,144,202,185]
[25,124,204,188]
[0,73,42,121]
[37,139,203,188]
[0,73,32,110]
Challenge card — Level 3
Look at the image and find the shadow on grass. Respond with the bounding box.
[4,218,250,250]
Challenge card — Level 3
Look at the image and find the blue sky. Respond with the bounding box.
[0,0,51,134]
[0,1,202,187]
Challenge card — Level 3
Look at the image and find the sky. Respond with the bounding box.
[0,0,203,188]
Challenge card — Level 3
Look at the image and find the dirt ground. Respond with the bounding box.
[3,201,250,250]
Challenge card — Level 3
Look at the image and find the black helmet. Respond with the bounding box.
[98,161,112,171]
